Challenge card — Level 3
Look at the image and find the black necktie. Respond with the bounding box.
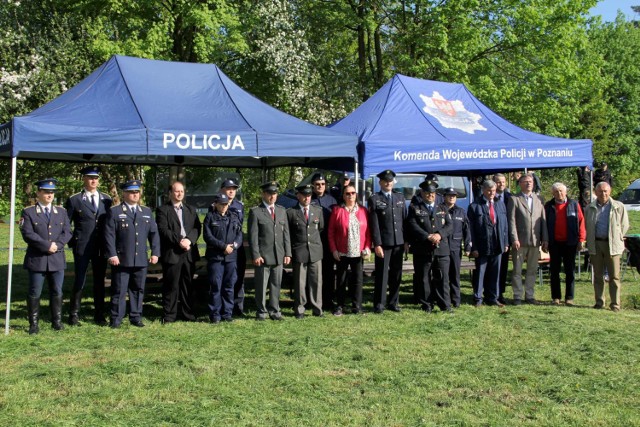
[91,194,97,211]
[44,207,50,221]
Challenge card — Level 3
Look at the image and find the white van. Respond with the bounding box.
[620,179,640,211]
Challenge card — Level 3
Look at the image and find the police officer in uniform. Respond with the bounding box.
[442,187,472,308]
[219,178,247,317]
[368,169,406,313]
[20,178,72,334]
[203,193,243,323]
[65,166,112,326]
[287,184,325,319]
[406,179,453,312]
[310,173,338,312]
[104,179,160,328]
[248,181,292,321]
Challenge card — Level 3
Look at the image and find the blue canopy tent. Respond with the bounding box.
[1,55,357,168]
[329,74,592,178]
[1,55,358,334]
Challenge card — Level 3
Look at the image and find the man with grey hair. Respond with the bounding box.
[467,180,509,307]
[508,173,548,305]
[544,182,586,305]
[584,181,629,311]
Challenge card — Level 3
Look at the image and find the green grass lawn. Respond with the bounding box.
[1,216,640,426]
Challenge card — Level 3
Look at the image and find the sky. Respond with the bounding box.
[590,0,638,22]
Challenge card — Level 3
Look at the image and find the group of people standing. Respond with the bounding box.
[19,165,630,334]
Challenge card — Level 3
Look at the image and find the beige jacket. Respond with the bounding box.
[507,192,548,247]
[585,199,629,256]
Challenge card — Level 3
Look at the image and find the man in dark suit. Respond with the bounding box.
[310,173,337,312]
[406,179,453,313]
[467,180,509,307]
[156,181,201,323]
[287,184,325,319]
[20,178,72,334]
[248,181,291,321]
[104,179,160,328]
[368,169,406,314]
[493,173,511,304]
[65,166,112,326]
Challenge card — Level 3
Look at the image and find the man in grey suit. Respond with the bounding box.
[287,184,324,319]
[248,181,292,320]
[508,173,548,304]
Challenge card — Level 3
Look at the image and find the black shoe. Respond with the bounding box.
[474,301,483,307]
[110,322,121,329]
[222,318,234,323]
[373,308,384,314]
[210,318,221,324]
[270,315,284,321]
[68,314,80,326]
[255,316,266,321]
[513,299,522,306]
[332,307,343,317]
[28,323,40,335]
[295,313,305,320]
[387,305,401,312]
[94,317,108,326]
[130,320,145,327]
[497,297,506,305]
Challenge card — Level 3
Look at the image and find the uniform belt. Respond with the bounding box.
[595,237,608,241]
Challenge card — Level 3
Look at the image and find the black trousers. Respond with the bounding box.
[414,251,450,311]
[335,256,363,311]
[73,249,108,318]
[448,249,462,306]
[162,255,195,321]
[233,245,246,314]
[373,245,404,311]
[321,245,336,311]
[549,242,577,301]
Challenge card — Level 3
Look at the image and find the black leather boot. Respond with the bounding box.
[51,295,64,331]
[68,290,82,326]
[27,297,40,335]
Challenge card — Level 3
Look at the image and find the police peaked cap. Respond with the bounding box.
[443,187,458,196]
[295,184,313,195]
[80,166,101,177]
[260,181,279,193]
[310,173,326,183]
[213,193,230,204]
[120,179,142,191]
[35,178,59,191]
[220,178,239,189]
[419,179,439,192]
[377,170,396,181]
[425,173,439,182]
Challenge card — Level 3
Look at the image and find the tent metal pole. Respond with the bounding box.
[5,156,17,335]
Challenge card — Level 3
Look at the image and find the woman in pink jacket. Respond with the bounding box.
[328,184,371,316]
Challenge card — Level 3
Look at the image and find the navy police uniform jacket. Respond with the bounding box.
[286,204,324,264]
[20,204,72,272]
[203,210,243,262]
[447,205,472,253]
[104,204,160,267]
[65,190,112,256]
[406,200,452,256]
[368,191,406,247]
